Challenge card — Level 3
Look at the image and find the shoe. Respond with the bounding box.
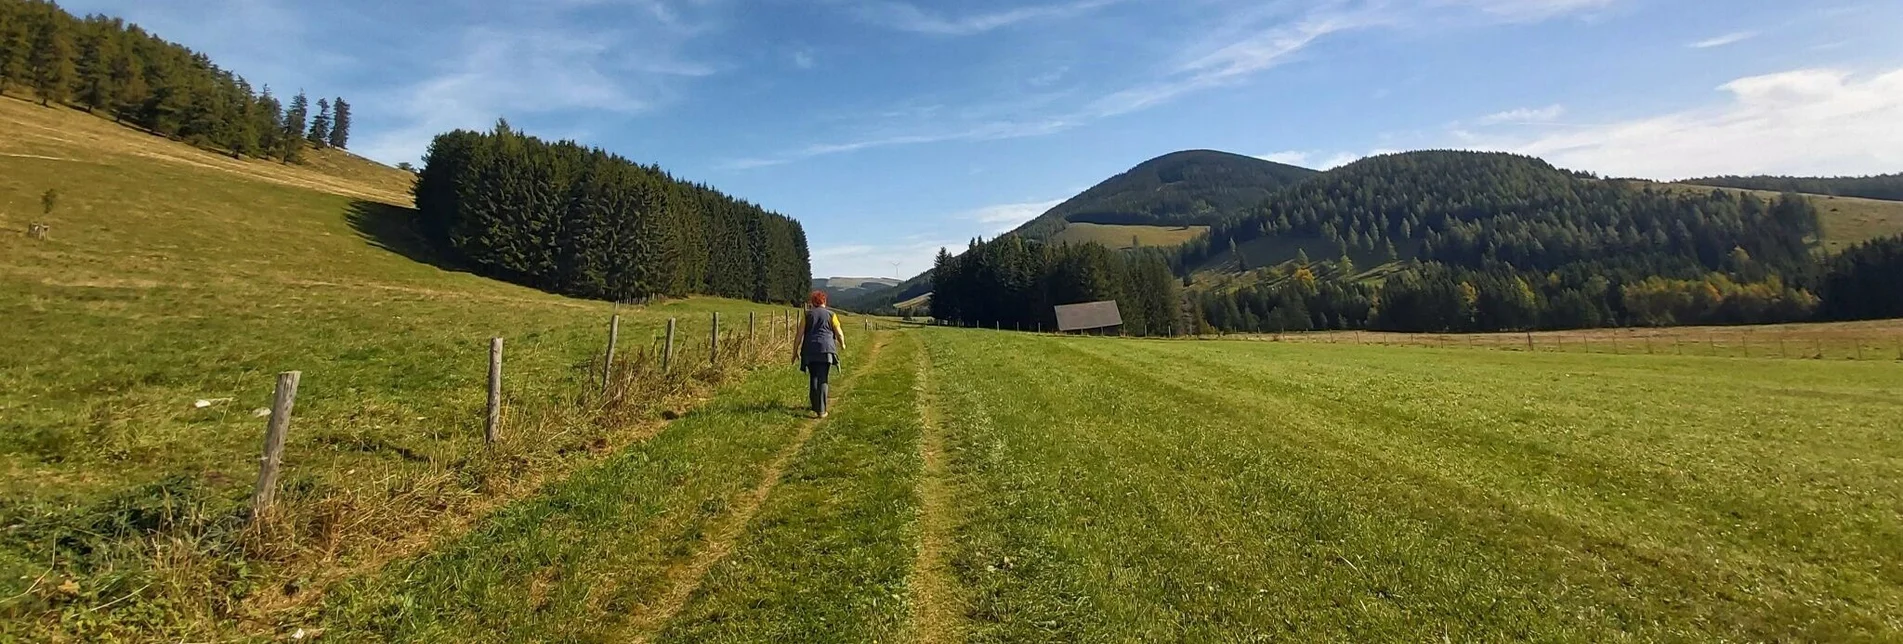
[818,412,829,419]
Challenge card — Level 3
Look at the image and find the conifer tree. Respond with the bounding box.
[28,13,74,106]
[307,97,330,146]
[328,97,351,149]
[74,22,115,112]
[0,13,27,94]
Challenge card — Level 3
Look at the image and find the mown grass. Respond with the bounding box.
[317,336,890,641]
[924,329,1903,641]
[1049,223,1209,250]
[0,95,805,639]
[658,333,923,643]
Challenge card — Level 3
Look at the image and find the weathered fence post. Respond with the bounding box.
[602,314,620,395]
[1815,338,1824,360]
[664,318,677,372]
[486,338,503,447]
[1645,335,1654,355]
[748,312,756,348]
[250,371,301,519]
[1855,341,1864,361]
[711,313,721,366]
[1779,335,1787,359]
[1525,331,1535,352]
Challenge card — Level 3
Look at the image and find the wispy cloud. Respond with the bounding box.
[356,3,724,164]
[846,0,1124,36]
[811,237,961,279]
[734,0,1613,169]
[792,48,816,70]
[1462,66,1903,179]
[1477,104,1566,124]
[1254,150,1365,170]
[1441,0,1620,22]
[962,198,1066,234]
[1689,30,1758,49]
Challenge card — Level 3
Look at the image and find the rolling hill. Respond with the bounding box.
[1008,149,1318,240]
[1679,173,1903,202]
[814,276,901,301]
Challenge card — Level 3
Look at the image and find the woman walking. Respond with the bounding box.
[796,290,847,418]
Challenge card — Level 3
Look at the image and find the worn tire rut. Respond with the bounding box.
[908,341,961,643]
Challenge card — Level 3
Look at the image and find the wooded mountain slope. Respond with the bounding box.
[1681,173,1903,202]
[1008,149,1317,240]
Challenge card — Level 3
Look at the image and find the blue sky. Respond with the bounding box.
[58,0,1903,279]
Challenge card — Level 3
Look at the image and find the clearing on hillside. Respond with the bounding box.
[1049,222,1210,249]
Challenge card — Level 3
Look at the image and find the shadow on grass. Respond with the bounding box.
[344,200,467,274]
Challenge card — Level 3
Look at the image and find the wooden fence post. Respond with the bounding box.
[1779,335,1787,359]
[486,338,503,447]
[748,312,756,348]
[250,371,301,519]
[1815,338,1823,360]
[1526,331,1534,352]
[602,314,620,395]
[711,313,720,366]
[664,318,677,372]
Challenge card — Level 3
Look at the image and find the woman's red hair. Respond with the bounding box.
[808,290,828,307]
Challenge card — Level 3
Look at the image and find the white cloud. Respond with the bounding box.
[962,198,1066,234]
[355,6,721,165]
[847,0,1124,35]
[1466,67,1903,180]
[1439,0,1619,22]
[1689,31,1758,49]
[1255,150,1369,170]
[792,49,816,69]
[1477,104,1566,124]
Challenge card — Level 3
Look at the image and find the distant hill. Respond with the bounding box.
[814,277,900,301]
[1008,150,1318,240]
[842,150,1316,310]
[1679,174,1903,202]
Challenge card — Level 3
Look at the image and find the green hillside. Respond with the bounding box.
[1050,222,1210,249]
[0,97,800,639]
[1008,149,1317,240]
[1679,173,1903,202]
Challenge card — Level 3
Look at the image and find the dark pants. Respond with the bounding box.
[806,361,832,415]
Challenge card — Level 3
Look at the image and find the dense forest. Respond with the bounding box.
[1681,173,1903,202]
[1819,236,1903,321]
[1010,150,1317,240]
[0,0,350,160]
[929,237,1182,336]
[1175,151,1835,332]
[414,122,811,304]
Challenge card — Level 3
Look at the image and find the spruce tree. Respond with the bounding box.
[307,97,331,146]
[28,14,74,106]
[107,44,143,122]
[74,24,115,112]
[328,97,351,149]
[0,14,26,94]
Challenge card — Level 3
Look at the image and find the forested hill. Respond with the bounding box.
[1183,151,1817,277]
[0,0,356,162]
[1181,150,1829,333]
[1009,149,1318,240]
[1678,173,1903,202]
[415,123,811,304]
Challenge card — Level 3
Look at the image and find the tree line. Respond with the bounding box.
[1170,151,1860,333]
[414,121,811,304]
[1681,173,1903,203]
[0,0,351,161]
[929,236,1182,336]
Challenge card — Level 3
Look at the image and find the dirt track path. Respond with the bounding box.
[909,342,962,643]
[627,333,894,641]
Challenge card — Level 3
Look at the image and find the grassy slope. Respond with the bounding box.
[0,97,797,637]
[319,334,901,641]
[1049,222,1209,250]
[924,330,1903,641]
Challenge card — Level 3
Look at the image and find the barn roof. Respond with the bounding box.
[1054,300,1123,332]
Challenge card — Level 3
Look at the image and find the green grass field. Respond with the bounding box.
[301,327,1903,642]
[0,97,806,639]
[1050,222,1210,250]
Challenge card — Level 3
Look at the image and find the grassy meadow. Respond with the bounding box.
[302,325,1903,642]
[0,97,805,639]
[1049,222,1210,250]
